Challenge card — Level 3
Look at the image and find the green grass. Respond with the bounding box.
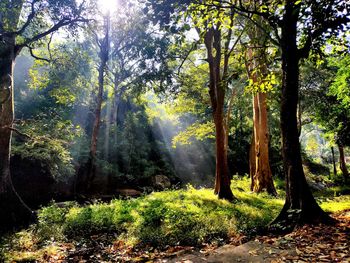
[1,176,349,262]
[43,179,284,246]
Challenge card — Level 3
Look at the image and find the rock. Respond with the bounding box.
[116,188,142,197]
[306,179,326,191]
[152,175,172,190]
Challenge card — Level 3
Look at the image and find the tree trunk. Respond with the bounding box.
[251,93,277,195]
[86,15,110,191]
[272,2,332,226]
[213,111,234,200]
[0,43,15,195]
[331,146,337,176]
[249,134,256,191]
[338,144,349,180]
[0,40,32,230]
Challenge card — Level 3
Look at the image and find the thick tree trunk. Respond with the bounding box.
[86,63,104,190]
[272,2,332,226]
[213,111,234,200]
[0,44,15,195]
[251,93,277,195]
[0,40,32,230]
[338,144,349,180]
[331,146,337,176]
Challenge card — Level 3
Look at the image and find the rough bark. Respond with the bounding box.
[0,42,15,195]
[338,144,349,180]
[272,2,332,226]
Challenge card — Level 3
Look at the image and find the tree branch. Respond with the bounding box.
[15,0,39,35]
[18,17,91,48]
[298,15,350,59]
[4,126,32,140]
[25,45,50,63]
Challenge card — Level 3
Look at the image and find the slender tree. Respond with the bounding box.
[85,13,110,191]
[143,0,241,200]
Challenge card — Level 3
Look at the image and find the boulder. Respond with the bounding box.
[152,175,171,190]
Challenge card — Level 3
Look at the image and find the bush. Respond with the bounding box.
[33,180,283,247]
[36,202,76,242]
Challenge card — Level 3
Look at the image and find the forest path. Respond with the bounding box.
[164,210,350,263]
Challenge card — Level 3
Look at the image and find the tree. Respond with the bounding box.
[106,4,174,159]
[328,54,350,180]
[245,18,277,196]
[84,13,110,191]
[0,0,91,226]
[142,0,240,200]
[188,3,248,200]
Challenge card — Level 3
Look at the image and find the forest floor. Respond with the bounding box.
[166,209,350,263]
[59,210,350,262]
[1,178,349,262]
[4,209,348,262]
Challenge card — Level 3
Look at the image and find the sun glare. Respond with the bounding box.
[97,0,119,14]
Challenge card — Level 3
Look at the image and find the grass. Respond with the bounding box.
[1,176,349,262]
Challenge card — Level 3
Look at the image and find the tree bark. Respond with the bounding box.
[0,39,33,230]
[272,1,332,226]
[338,144,349,180]
[251,92,277,195]
[0,42,15,195]
[249,134,256,191]
[213,110,234,200]
[331,146,337,176]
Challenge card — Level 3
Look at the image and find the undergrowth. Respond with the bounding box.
[1,176,349,262]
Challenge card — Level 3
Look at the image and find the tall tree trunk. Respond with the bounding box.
[0,39,32,230]
[272,2,331,226]
[0,42,15,195]
[338,144,349,180]
[331,146,337,176]
[86,15,110,191]
[204,27,235,201]
[245,39,276,195]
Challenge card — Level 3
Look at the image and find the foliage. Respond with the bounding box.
[11,114,83,180]
[9,178,282,246]
[300,55,350,147]
[172,121,215,147]
[328,55,350,109]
